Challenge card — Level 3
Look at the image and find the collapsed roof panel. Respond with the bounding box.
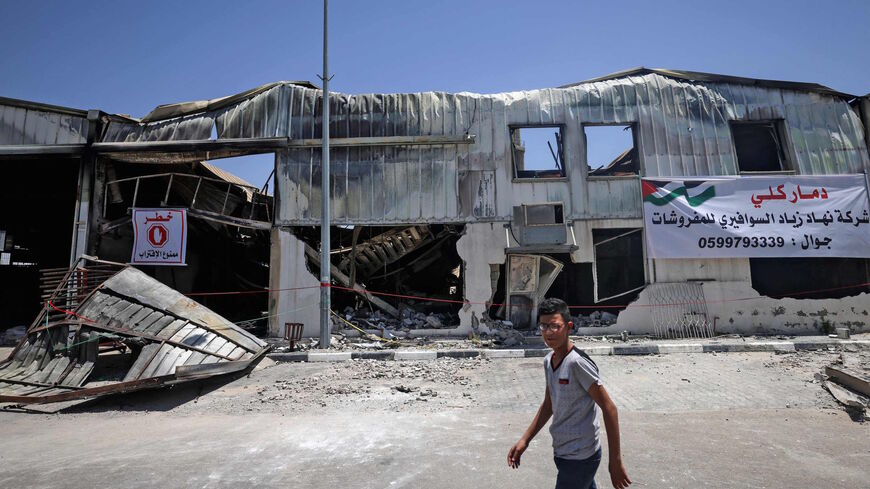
[0,258,268,406]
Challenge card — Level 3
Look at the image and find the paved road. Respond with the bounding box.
[0,350,868,488]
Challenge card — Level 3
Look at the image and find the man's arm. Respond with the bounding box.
[587,383,631,489]
[507,385,552,469]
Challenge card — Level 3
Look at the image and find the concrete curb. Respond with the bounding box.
[309,352,353,362]
[481,349,525,359]
[352,351,395,360]
[395,350,437,361]
[267,339,870,363]
[437,350,479,359]
[657,344,704,354]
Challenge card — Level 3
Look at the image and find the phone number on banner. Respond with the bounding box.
[697,236,785,249]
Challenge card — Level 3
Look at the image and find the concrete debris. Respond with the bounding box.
[339,306,456,333]
[0,326,26,346]
[482,320,525,346]
[825,365,870,397]
[425,314,443,328]
[571,311,618,329]
[250,357,485,412]
[290,335,347,351]
[823,381,868,413]
[819,350,870,416]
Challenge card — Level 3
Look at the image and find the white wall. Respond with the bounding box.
[268,228,322,338]
[456,222,507,332]
[585,280,870,336]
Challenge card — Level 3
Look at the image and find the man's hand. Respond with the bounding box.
[608,458,631,488]
[507,439,528,469]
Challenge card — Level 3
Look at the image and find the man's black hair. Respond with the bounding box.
[538,297,571,324]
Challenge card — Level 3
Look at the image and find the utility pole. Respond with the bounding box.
[318,0,332,349]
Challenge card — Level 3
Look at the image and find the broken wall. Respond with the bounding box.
[456,223,507,332]
[269,228,321,338]
[610,281,870,336]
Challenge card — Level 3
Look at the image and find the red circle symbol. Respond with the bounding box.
[147,223,169,248]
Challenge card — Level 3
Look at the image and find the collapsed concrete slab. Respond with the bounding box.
[0,257,268,407]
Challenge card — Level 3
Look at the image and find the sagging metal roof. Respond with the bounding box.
[3,69,867,226]
[94,71,866,224]
[139,80,319,123]
[124,69,859,126]
[560,67,858,99]
[0,257,268,407]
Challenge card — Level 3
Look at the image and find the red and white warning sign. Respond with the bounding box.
[131,208,187,266]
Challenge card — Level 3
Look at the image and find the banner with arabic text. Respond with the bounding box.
[131,208,187,265]
[642,175,870,258]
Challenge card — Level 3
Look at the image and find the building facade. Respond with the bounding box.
[2,69,869,338]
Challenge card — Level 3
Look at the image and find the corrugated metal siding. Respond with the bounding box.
[585,177,642,218]
[103,112,213,142]
[75,290,253,379]
[0,103,88,145]
[95,74,869,224]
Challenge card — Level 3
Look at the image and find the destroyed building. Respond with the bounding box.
[2,68,870,341]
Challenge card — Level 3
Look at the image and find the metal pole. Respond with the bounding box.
[318,0,332,349]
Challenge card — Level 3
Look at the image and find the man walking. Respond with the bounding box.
[508,298,631,489]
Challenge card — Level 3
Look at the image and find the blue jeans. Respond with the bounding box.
[554,448,601,489]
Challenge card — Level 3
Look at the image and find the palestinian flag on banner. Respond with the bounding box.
[641,179,717,207]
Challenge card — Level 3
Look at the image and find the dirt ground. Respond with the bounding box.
[1,347,868,488]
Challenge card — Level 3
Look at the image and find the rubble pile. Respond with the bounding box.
[334,306,457,333]
[0,325,26,346]
[571,311,618,329]
[250,357,486,410]
[481,320,526,347]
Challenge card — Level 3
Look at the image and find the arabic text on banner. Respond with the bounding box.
[131,208,188,266]
[642,175,870,259]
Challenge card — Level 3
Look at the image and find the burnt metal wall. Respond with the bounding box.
[98,74,870,226]
[0,102,88,145]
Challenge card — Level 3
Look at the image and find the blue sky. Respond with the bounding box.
[2,0,868,187]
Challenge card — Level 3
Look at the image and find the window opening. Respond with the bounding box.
[204,153,275,196]
[731,121,789,173]
[592,228,645,302]
[585,124,637,176]
[510,126,565,179]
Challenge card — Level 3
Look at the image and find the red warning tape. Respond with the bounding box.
[177,280,870,310]
[46,300,95,323]
[47,278,870,322]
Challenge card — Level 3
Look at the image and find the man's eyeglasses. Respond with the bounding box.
[538,322,566,332]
